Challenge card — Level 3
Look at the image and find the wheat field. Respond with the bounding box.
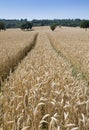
[48,27,89,82]
[0,29,37,82]
[0,27,89,130]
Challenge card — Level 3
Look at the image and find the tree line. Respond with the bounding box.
[0,19,83,28]
[0,19,89,31]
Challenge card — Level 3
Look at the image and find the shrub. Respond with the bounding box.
[50,24,57,31]
[0,22,6,31]
[80,20,89,30]
[21,22,33,30]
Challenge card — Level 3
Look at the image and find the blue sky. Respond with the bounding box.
[0,0,89,20]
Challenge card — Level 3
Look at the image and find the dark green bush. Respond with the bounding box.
[80,20,89,30]
[0,22,6,31]
[21,22,33,30]
[50,24,57,31]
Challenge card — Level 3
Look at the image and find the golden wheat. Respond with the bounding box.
[0,29,37,81]
[0,32,89,130]
[48,27,89,82]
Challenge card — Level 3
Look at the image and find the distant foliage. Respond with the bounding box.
[0,19,82,28]
[41,23,45,26]
[50,24,57,31]
[80,20,89,30]
[32,19,81,27]
[21,22,33,30]
[0,22,6,31]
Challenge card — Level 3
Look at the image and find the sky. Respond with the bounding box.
[0,0,89,20]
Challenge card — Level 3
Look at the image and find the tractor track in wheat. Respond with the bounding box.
[0,32,89,130]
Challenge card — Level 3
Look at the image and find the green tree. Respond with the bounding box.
[0,22,6,31]
[80,20,89,30]
[50,24,57,31]
[21,22,33,30]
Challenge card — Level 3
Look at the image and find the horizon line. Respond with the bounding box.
[0,18,89,21]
